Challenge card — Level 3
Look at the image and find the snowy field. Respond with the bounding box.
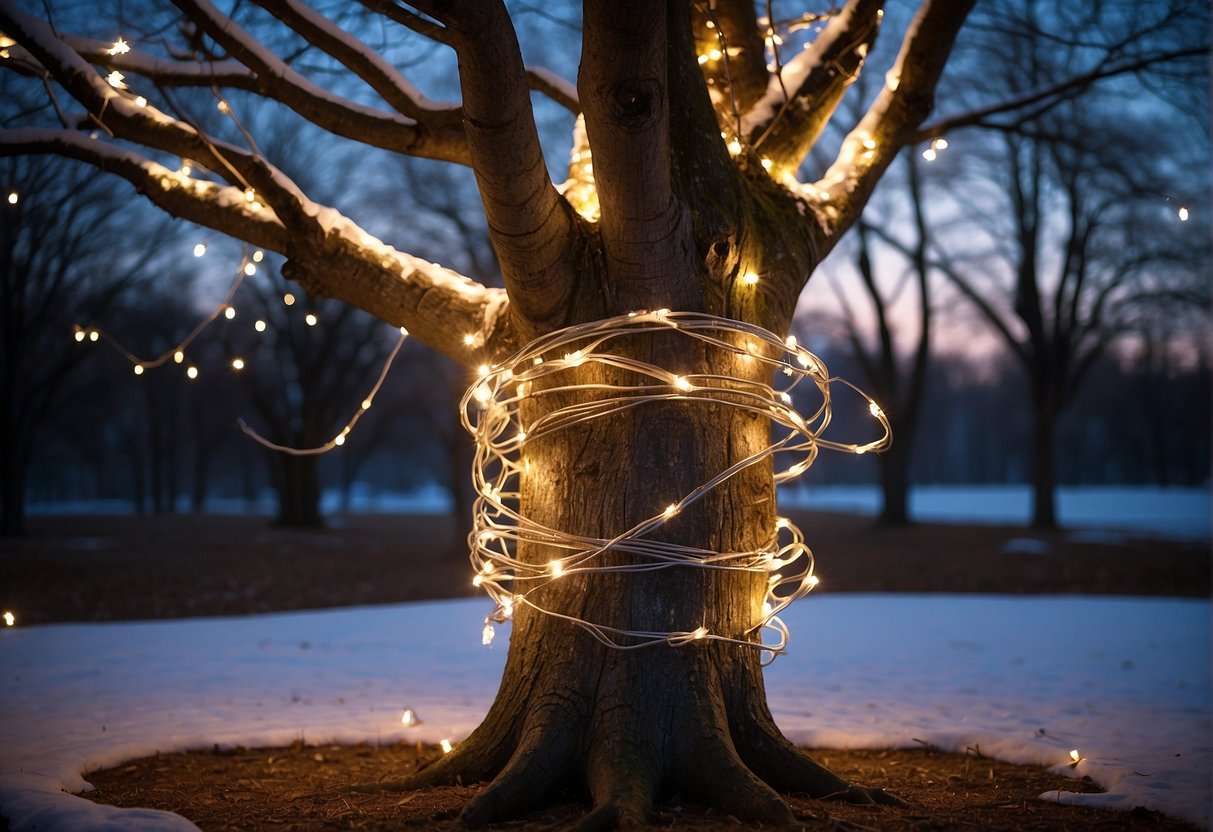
[29,484,1211,540]
[0,596,1208,831]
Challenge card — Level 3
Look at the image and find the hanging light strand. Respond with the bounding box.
[73,247,256,370]
[237,326,409,455]
[462,310,890,663]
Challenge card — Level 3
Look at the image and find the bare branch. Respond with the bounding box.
[523,65,579,113]
[746,0,884,171]
[911,45,1209,142]
[355,0,452,46]
[250,0,461,124]
[811,0,975,253]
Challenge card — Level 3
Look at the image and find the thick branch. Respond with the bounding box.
[810,0,975,256]
[581,0,692,303]
[690,0,769,118]
[746,0,884,172]
[415,0,575,325]
[0,127,505,364]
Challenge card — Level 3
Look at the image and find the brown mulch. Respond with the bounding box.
[80,741,1197,831]
[3,510,1208,830]
[2,510,1207,626]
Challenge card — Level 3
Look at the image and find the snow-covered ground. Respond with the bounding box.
[1,596,1208,830]
[781,485,1211,539]
[29,484,1211,540]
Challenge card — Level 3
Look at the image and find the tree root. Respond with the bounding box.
[458,715,578,828]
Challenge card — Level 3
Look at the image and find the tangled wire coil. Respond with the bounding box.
[461,309,890,663]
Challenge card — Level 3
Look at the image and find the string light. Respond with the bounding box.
[2,611,13,626]
[231,357,245,370]
[72,250,256,371]
[107,38,130,55]
[462,311,890,663]
[440,739,453,754]
[252,250,264,262]
[283,293,296,306]
[400,708,418,726]
[6,191,16,205]
[243,263,256,276]
[1177,206,1189,222]
[304,312,318,327]
[186,365,199,380]
[193,242,207,257]
[133,364,144,375]
[922,136,948,161]
[238,326,409,455]
[105,70,126,89]
[741,271,760,286]
[254,320,267,332]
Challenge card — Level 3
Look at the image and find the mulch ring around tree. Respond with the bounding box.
[78,740,1198,831]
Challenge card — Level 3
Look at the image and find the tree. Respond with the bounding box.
[0,154,173,534]
[901,0,1209,528]
[2,0,981,823]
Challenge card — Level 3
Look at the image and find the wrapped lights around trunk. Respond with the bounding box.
[462,310,890,664]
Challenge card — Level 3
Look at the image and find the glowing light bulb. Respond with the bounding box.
[74,330,85,342]
[663,504,679,519]
[193,242,206,257]
[478,363,490,377]
[697,54,709,65]
[6,191,17,205]
[243,263,256,276]
[440,739,453,754]
[482,622,495,645]
[108,38,130,55]
[224,306,236,320]
[549,561,564,578]
[105,70,126,89]
[89,330,99,342]
[305,313,318,327]
[186,366,199,379]
[243,187,255,202]
[463,333,476,346]
[173,350,184,363]
[1070,749,1081,762]
[762,602,773,616]
[217,100,230,113]
[253,249,264,262]
[761,157,773,171]
[400,708,417,726]
[708,48,722,61]
[869,401,882,417]
[134,96,147,108]
[472,574,484,588]
[775,517,790,529]
[254,320,266,333]
[283,293,295,306]
[179,160,193,176]
[922,147,937,161]
[727,138,742,155]
[334,434,345,446]
[934,138,948,150]
[133,364,144,375]
[742,271,759,285]
[1178,206,1189,221]
[807,575,820,588]
[692,626,708,640]
[673,376,693,392]
[361,399,372,410]
[231,357,245,370]
[473,384,492,405]
[2,611,13,626]
[399,326,409,336]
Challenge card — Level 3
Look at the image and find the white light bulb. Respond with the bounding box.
[224,306,236,320]
[334,434,345,446]
[74,330,85,342]
[6,191,17,205]
[305,313,318,327]
[283,293,295,306]
[482,622,495,645]
[254,320,266,333]
[186,366,198,379]
[400,708,417,726]
[107,38,130,55]
[243,263,256,276]
[89,330,99,342]
[106,70,126,89]
[173,350,184,364]
[231,358,244,371]
[1178,206,1189,221]
[2,611,13,626]
[742,272,759,285]
[550,561,564,578]
[193,242,206,257]
[133,364,144,375]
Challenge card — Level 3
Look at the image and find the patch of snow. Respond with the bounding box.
[1001,537,1052,556]
[779,484,1211,540]
[0,597,1208,830]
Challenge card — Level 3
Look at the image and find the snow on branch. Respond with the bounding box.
[524,65,579,113]
[806,0,974,252]
[744,0,884,171]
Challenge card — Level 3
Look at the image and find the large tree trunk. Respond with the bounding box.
[394,321,880,826]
